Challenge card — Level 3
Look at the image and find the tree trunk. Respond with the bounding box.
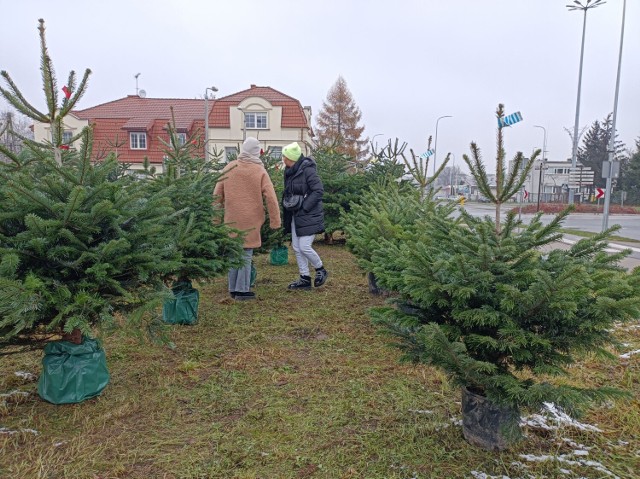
[61,328,82,345]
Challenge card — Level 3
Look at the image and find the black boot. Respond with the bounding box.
[288,275,312,290]
[314,267,329,287]
[234,291,256,301]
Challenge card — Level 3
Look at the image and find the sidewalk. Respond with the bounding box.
[557,234,640,271]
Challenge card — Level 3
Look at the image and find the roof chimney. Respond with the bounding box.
[250,84,257,88]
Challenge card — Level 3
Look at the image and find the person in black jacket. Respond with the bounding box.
[281,142,328,290]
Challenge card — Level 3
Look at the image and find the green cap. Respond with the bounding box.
[282,142,302,161]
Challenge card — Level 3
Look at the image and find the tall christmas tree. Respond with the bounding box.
[369,103,640,449]
[0,20,182,350]
[143,108,245,284]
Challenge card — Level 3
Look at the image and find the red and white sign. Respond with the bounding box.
[523,190,529,200]
[595,188,605,199]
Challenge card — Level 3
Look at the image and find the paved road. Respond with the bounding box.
[461,202,640,271]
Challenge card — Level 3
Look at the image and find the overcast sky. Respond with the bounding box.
[1,0,638,172]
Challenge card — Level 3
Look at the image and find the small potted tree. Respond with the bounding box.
[0,20,181,403]
[370,104,640,450]
[343,138,455,295]
[143,112,245,324]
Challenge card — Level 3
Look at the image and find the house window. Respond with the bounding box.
[62,130,73,144]
[170,133,187,147]
[225,147,238,161]
[244,112,268,129]
[176,133,187,146]
[269,146,282,159]
[130,132,147,150]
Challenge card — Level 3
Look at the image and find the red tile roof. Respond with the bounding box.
[71,86,310,164]
[74,96,207,132]
[211,85,309,129]
[73,96,209,164]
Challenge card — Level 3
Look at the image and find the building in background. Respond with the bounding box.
[209,84,313,161]
[31,85,313,173]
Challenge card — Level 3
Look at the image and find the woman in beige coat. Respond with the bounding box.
[213,137,281,300]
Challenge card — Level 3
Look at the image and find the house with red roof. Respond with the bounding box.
[32,85,313,172]
[209,84,313,162]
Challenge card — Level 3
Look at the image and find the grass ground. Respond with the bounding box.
[1,244,639,479]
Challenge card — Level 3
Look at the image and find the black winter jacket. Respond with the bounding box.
[283,156,325,237]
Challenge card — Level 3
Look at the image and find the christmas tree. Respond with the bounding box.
[369,104,640,447]
[0,19,182,349]
[142,108,245,284]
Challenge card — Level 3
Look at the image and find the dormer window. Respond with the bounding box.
[130,132,147,150]
[244,112,267,129]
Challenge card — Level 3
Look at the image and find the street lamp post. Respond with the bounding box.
[204,86,218,161]
[434,115,452,175]
[371,133,383,152]
[567,0,604,204]
[535,163,547,212]
[602,0,626,231]
[534,125,547,207]
[449,153,456,197]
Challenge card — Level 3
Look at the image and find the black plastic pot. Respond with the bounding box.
[367,272,390,296]
[461,387,521,451]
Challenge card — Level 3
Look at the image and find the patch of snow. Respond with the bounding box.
[0,427,38,435]
[449,417,463,426]
[522,403,602,432]
[470,471,511,479]
[561,437,592,451]
[519,453,620,479]
[619,349,640,359]
[0,390,29,399]
[14,371,36,381]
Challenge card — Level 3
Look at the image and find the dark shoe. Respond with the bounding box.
[234,291,256,301]
[288,275,312,290]
[229,292,237,299]
[314,267,329,287]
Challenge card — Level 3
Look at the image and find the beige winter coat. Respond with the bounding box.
[213,160,281,248]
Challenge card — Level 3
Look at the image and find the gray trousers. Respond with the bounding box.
[291,218,322,276]
[228,248,253,293]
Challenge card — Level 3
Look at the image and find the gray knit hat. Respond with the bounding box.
[241,137,261,157]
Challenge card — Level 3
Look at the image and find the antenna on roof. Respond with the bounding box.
[134,73,141,95]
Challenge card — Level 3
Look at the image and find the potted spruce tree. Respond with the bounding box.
[142,111,245,324]
[259,148,289,266]
[370,104,640,450]
[343,138,454,295]
[0,19,181,404]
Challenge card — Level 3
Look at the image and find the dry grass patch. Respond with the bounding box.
[1,244,639,478]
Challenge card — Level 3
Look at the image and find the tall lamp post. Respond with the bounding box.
[567,0,604,204]
[434,115,452,175]
[449,153,456,197]
[534,125,547,208]
[602,0,626,231]
[204,86,218,161]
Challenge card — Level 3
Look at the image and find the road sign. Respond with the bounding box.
[595,188,605,199]
[498,111,523,128]
[568,167,595,187]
